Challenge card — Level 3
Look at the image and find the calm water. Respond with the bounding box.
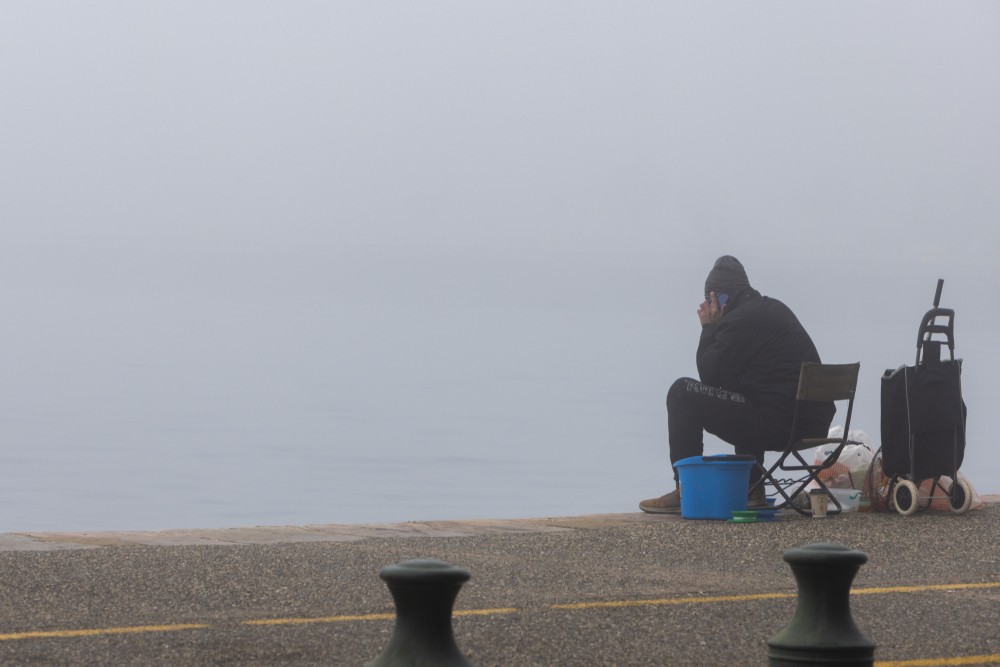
[2,249,997,532]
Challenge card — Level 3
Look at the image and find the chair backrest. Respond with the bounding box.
[796,362,860,402]
[788,362,860,448]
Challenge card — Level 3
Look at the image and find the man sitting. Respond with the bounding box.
[640,255,835,513]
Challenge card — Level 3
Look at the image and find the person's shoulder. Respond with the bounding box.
[760,296,793,312]
[758,296,810,330]
[747,296,800,323]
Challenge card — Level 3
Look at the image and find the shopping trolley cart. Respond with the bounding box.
[880,279,972,515]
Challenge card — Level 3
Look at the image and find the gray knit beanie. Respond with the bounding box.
[704,255,751,294]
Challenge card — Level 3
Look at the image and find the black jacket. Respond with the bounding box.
[696,288,834,433]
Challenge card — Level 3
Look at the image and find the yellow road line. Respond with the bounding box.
[854,582,1000,595]
[454,607,519,617]
[245,613,394,626]
[1,581,996,643]
[0,623,208,641]
[553,591,794,610]
[554,581,1000,611]
[875,654,1000,667]
[243,607,518,626]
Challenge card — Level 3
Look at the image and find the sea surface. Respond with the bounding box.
[2,248,997,533]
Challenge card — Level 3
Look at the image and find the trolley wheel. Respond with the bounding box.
[894,480,920,516]
[949,478,973,514]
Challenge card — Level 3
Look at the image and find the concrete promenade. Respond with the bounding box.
[0,499,997,666]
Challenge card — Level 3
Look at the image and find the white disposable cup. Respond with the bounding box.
[809,490,829,518]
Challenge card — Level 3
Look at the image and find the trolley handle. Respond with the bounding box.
[916,308,955,365]
[916,279,954,365]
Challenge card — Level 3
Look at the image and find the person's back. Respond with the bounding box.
[697,289,831,434]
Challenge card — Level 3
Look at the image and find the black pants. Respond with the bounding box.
[666,377,789,485]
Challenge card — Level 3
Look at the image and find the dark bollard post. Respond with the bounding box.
[366,559,477,667]
[768,543,876,667]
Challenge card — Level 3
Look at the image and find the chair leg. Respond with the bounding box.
[755,460,807,512]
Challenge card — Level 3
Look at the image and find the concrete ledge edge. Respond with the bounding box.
[3,495,997,551]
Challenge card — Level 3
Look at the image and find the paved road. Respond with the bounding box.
[0,502,997,666]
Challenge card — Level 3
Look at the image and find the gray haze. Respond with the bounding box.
[2,2,998,531]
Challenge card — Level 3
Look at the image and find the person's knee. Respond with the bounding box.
[666,377,695,410]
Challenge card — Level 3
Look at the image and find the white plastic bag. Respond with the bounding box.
[815,427,874,490]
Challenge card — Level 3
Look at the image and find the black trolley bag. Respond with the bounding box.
[880,279,972,515]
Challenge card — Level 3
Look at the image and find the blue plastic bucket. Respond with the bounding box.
[674,455,755,520]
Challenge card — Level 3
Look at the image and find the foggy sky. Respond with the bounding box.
[5,3,998,257]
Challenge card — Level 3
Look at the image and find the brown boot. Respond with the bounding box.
[639,488,681,514]
[747,484,769,509]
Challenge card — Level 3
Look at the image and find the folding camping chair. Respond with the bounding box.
[751,362,862,516]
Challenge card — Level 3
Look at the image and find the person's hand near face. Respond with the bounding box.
[698,291,725,326]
